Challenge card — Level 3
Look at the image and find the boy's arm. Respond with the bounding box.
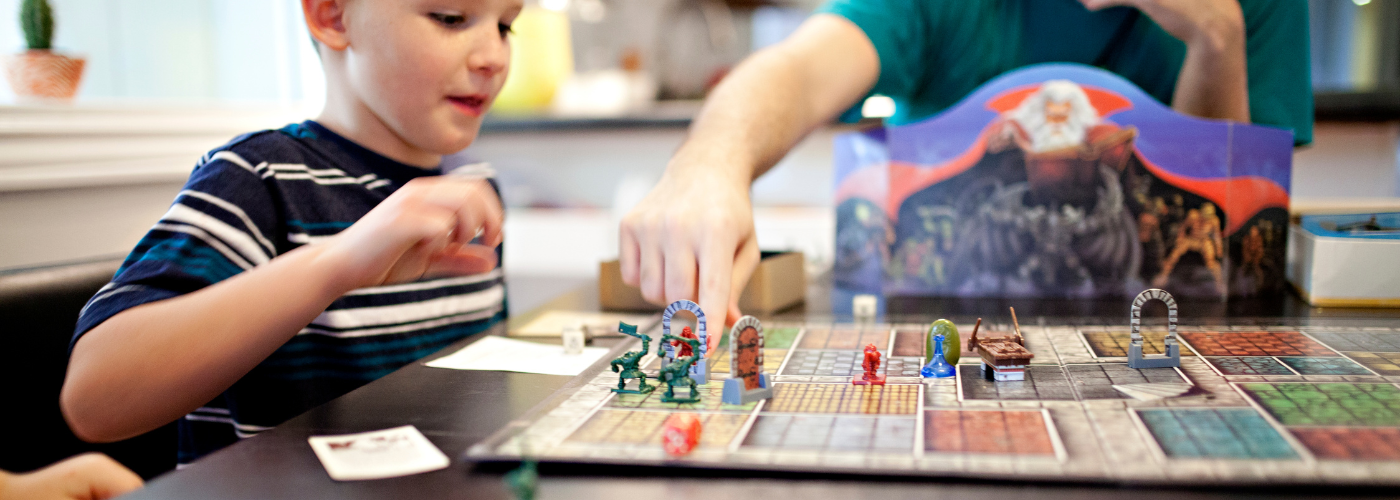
[62,177,501,443]
[618,14,879,342]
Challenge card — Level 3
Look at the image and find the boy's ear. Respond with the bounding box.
[303,0,350,51]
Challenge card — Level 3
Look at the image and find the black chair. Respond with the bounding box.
[0,257,175,479]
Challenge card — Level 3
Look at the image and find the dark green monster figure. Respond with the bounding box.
[656,334,701,403]
[610,322,654,394]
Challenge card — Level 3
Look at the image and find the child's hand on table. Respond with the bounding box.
[0,453,143,500]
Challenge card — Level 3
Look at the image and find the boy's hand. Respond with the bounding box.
[319,176,503,291]
[619,167,761,353]
[0,453,144,500]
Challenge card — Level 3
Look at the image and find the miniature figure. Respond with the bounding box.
[661,300,709,384]
[923,318,975,378]
[609,322,654,394]
[656,333,702,403]
[1128,288,1180,368]
[970,309,1034,381]
[722,315,774,404]
[661,413,702,456]
[925,319,960,366]
[852,343,887,385]
[673,326,698,358]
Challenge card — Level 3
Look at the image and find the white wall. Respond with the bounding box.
[0,0,323,107]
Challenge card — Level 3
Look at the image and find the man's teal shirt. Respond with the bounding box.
[819,0,1312,145]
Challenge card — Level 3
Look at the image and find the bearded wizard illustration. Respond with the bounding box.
[893,79,1145,296]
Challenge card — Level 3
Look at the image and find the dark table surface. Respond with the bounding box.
[123,274,1400,499]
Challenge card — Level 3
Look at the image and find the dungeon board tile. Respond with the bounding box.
[741,415,916,452]
[1082,330,1192,358]
[797,326,890,350]
[892,328,925,357]
[1290,427,1400,460]
[923,409,1057,456]
[566,409,747,448]
[1064,363,1184,400]
[764,327,802,350]
[1306,332,1400,353]
[608,383,758,412]
[1136,408,1299,460]
[1206,356,1294,376]
[1239,383,1400,427]
[710,349,786,376]
[765,383,919,415]
[1277,357,1373,376]
[959,365,1076,401]
[1344,352,1400,376]
[779,350,920,377]
[1178,331,1336,357]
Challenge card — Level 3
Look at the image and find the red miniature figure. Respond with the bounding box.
[661,413,702,456]
[852,343,886,385]
[672,326,698,357]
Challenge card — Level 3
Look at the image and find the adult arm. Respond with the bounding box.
[619,14,879,344]
[1083,0,1250,122]
[62,178,501,443]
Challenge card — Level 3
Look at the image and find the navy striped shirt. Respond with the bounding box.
[73,121,506,465]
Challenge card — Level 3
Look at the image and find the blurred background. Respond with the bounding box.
[0,0,1397,280]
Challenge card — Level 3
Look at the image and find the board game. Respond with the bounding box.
[467,309,1400,486]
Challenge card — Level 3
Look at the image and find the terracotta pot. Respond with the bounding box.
[5,50,86,100]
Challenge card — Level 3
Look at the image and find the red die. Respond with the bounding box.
[661,413,702,456]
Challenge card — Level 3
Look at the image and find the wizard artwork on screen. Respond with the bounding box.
[832,64,1292,300]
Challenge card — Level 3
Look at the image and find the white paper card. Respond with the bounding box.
[425,335,610,376]
[308,425,449,481]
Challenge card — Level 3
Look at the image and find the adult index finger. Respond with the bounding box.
[697,236,738,352]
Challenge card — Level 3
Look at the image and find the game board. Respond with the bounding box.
[467,317,1400,486]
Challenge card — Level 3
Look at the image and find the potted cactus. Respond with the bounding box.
[5,0,85,100]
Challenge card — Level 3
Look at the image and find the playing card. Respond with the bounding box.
[308,425,450,481]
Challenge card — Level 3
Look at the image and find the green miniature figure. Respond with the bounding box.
[610,322,654,394]
[503,459,537,500]
[927,319,960,366]
[656,334,701,404]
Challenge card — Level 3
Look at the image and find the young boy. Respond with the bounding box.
[60,0,521,466]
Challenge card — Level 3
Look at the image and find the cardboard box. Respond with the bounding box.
[1287,213,1400,307]
[599,251,806,312]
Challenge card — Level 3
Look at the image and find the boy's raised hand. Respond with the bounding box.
[320,176,503,291]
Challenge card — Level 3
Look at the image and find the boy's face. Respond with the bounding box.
[341,0,521,155]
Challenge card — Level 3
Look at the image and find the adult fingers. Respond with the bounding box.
[727,234,762,325]
[618,217,642,286]
[637,230,667,305]
[662,240,697,305]
[696,236,738,353]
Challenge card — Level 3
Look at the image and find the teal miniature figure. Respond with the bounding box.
[503,459,537,500]
[609,322,654,394]
[656,333,702,403]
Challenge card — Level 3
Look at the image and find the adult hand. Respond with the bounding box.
[320,176,502,291]
[619,166,761,353]
[1079,0,1243,49]
[0,453,143,500]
